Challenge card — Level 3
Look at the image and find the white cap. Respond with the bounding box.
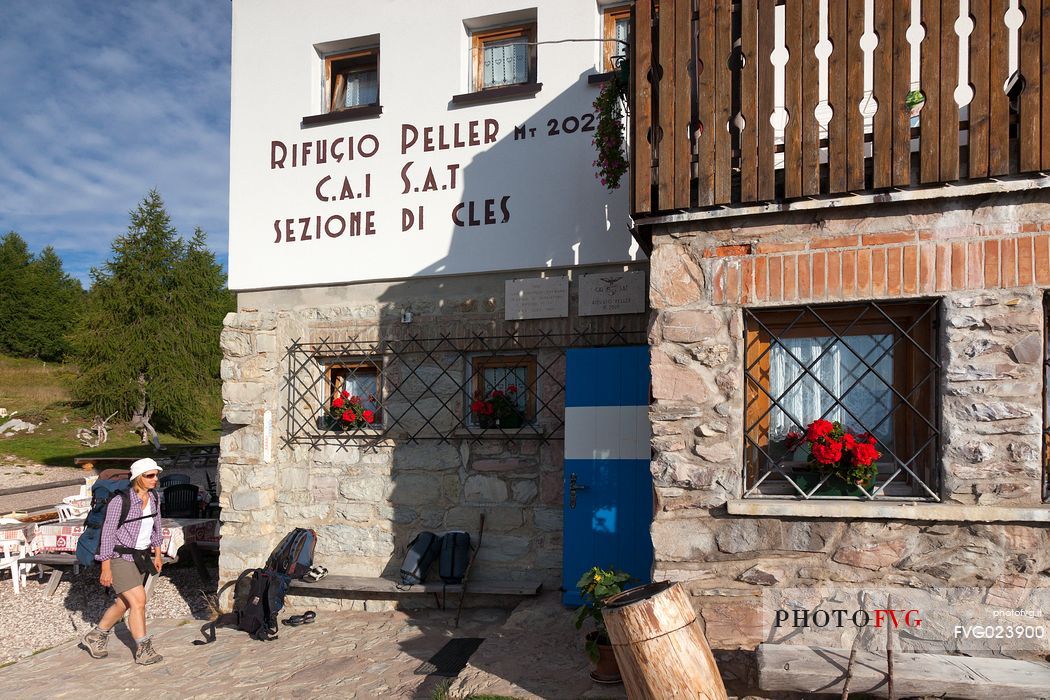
[129,457,163,480]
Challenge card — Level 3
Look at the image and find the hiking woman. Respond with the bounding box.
[81,458,165,665]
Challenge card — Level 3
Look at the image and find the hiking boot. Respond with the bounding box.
[82,627,110,659]
[134,637,163,665]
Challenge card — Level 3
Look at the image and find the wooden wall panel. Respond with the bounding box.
[783,0,803,199]
[696,0,715,206]
[872,0,894,189]
[802,0,821,195]
[758,0,776,201]
[939,0,960,181]
[740,0,759,201]
[969,0,990,179]
[827,0,848,193]
[632,1,653,214]
[657,0,677,209]
[920,0,941,182]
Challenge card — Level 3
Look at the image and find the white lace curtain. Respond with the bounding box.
[483,39,528,87]
[768,333,894,449]
[343,68,378,107]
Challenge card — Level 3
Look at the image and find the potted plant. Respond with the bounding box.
[783,419,881,497]
[470,385,524,429]
[906,89,925,128]
[573,566,631,684]
[325,390,377,431]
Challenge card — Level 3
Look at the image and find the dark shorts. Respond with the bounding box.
[110,557,146,595]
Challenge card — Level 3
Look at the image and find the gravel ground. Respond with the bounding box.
[0,558,218,665]
[0,457,83,489]
[0,458,89,514]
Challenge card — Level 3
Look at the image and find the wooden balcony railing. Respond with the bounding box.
[632,0,1050,218]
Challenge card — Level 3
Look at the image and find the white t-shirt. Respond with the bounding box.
[135,496,155,550]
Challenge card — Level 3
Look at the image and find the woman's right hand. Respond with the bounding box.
[100,561,113,587]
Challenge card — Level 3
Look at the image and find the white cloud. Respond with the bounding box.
[0,0,231,283]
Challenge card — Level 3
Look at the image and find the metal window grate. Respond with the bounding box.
[282,328,646,449]
[743,300,942,501]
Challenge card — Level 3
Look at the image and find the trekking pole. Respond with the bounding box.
[453,513,485,628]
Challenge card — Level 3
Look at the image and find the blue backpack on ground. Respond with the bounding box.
[75,479,133,567]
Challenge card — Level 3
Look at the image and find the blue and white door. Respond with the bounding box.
[562,346,653,606]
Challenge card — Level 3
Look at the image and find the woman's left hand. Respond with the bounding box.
[154,554,164,573]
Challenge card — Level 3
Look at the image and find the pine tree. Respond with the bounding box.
[0,232,83,361]
[71,190,233,441]
[21,247,85,361]
[0,232,33,356]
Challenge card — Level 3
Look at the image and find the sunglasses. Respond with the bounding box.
[140,473,160,479]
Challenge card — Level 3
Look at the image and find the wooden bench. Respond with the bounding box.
[757,643,1050,698]
[287,575,543,610]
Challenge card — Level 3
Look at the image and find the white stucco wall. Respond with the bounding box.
[229,0,638,291]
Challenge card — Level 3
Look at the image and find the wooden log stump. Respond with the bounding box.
[602,581,728,700]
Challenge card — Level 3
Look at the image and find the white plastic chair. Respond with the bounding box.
[56,504,78,523]
[0,539,21,594]
[61,495,91,518]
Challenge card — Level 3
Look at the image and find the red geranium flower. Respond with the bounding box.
[784,430,803,449]
[342,410,354,422]
[507,385,518,394]
[471,400,487,413]
[362,409,375,424]
[810,439,843,465]
[332,397,344,409]
[350,395,363,405]
[341,390,349,399]
[805,419,835,442]
[850,442,880,466]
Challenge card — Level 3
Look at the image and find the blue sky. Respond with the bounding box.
[0,1,232,285]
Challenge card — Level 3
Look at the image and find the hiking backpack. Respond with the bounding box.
[399,531,442,585]
[75,479,154,567]
[438,531,471,584]
[264,528,317,579]
[234,568,289,641]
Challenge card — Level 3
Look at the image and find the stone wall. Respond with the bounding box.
[217,265,647,607]
[646,191,1050,652]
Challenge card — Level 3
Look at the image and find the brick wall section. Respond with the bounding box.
[706,227,1050,306]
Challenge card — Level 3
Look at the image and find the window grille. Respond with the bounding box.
[743,299,941,501]
[282,328,646,449]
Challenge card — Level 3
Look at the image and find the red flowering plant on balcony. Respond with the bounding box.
[327,390,377,430]
[784,418,881,486]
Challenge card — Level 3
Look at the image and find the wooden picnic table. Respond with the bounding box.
[24,516,219,596]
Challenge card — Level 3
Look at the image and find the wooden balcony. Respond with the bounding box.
[631,0,1050,219]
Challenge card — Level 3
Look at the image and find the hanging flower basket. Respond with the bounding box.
[592,57,629,191]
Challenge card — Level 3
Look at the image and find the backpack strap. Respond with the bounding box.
[118,491,131,527]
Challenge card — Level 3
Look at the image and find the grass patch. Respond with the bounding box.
[0,354,221,467]
[0,356,74,413]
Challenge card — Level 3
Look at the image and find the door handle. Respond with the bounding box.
[569,472,588,509]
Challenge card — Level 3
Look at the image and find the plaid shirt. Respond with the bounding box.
[96,490,162,562]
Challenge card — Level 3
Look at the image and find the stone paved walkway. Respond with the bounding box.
[0,594,632,700]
